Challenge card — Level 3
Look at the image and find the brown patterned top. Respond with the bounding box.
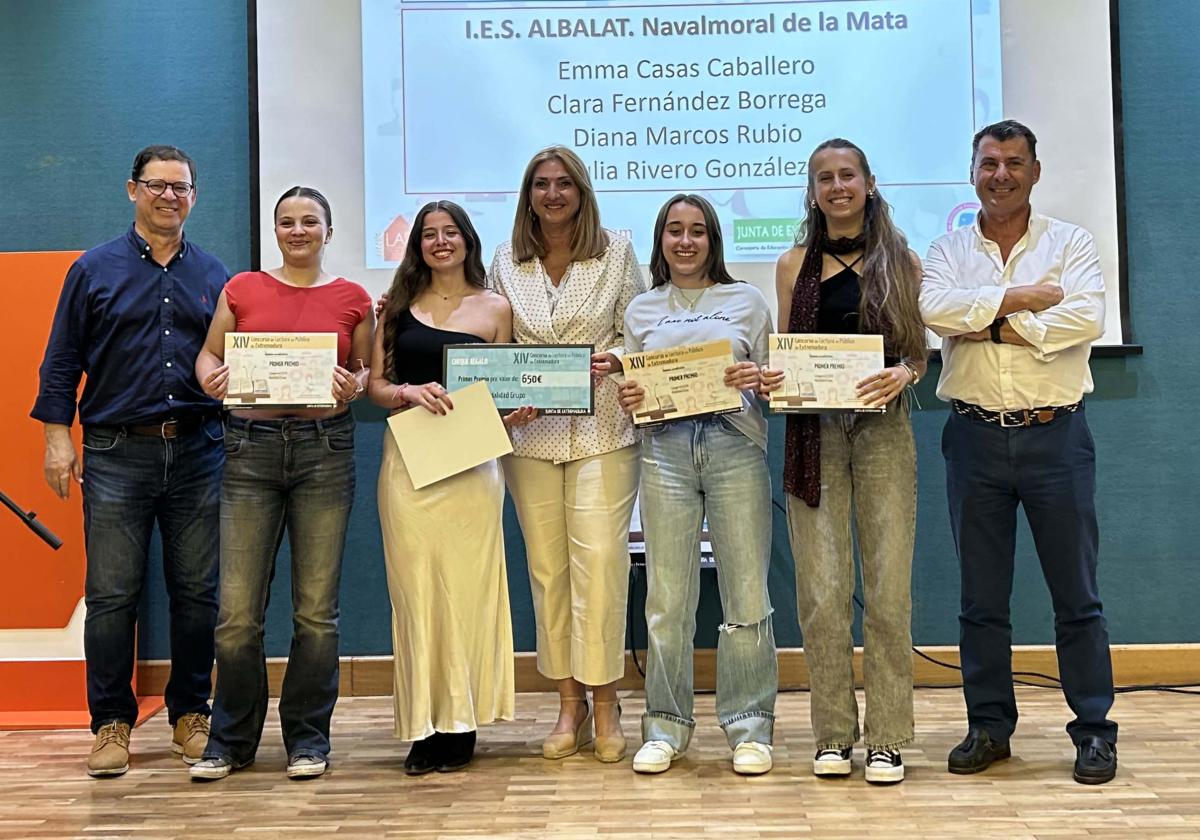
[782,243,825,508]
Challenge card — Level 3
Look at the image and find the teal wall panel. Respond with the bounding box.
[2,1,1195,661]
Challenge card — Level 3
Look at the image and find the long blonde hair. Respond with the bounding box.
[511,145,609,263]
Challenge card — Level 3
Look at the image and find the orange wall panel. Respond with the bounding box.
[0,251,86,629]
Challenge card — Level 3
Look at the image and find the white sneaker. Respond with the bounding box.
[813,746,852,776]
[190,756,233,781]
[865,748,904,784]
[286,754,327,779]
[632,740,681,774]
[732,741,773,775]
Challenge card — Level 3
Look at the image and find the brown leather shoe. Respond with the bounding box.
[171,713,210,765]
[88,721,131,778]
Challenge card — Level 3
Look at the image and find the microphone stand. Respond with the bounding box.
[0,489,63,550]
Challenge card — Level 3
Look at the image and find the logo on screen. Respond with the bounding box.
[947,203,980,232]
[380,214,412,262]
[732,218,797,254]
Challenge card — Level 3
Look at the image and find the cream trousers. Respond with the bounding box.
[503,446,639,686]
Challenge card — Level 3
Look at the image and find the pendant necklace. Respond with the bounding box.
[672,283,709,311]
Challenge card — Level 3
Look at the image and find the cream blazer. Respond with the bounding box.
[489,233,647,464]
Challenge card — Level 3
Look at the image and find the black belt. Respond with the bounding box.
[952,399,1082,428]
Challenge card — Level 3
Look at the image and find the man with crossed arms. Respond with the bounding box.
[920,120,1118,785]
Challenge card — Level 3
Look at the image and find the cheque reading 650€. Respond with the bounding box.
[443,343,595,415]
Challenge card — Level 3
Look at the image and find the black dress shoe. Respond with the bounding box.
[1073,736,1117,785]
[404,737,438,776]
[436,731,477,773]
[948,728,1011,774]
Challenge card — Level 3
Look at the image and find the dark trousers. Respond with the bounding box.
[81,420,223,732]
[205,413,355,765]
[943,407,1117,746]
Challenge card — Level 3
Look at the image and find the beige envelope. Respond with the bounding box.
[386,380,513,489]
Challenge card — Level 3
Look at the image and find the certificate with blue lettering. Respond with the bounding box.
[443,344,594,415]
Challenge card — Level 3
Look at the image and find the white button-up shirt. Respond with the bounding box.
[920,211,1106,411]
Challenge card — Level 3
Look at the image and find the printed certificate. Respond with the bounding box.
[224,332,338,408]
[624,339,741,426]
[767,333,886,413]
[443,343,594,415]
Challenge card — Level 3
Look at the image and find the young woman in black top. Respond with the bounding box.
[367,201,533,775]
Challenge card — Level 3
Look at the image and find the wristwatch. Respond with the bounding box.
[989,319,1004,343]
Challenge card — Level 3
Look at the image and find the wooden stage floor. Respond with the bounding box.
[1,687,1197,839]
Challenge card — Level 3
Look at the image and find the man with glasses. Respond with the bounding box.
[32,145,228,777]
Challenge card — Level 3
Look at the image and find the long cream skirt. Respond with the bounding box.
[378,432,515,740]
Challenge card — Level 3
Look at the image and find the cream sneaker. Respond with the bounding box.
[632,740,681,774]
[732,741,773,775]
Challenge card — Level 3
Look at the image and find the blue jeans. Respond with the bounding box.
[81,419,223,733]
[944,407,1117,746]
[205,412,355,765]
[639,416,777,751]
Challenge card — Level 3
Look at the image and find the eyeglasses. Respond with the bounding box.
[136,179,194,197]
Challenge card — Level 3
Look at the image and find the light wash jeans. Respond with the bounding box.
[639,416,777,752]
[786,397,915,750]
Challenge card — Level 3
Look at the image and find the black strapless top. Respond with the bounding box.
[390,308,486,385]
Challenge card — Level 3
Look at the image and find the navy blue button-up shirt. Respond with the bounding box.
[31,225,229,427]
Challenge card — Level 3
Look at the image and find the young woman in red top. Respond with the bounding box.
[191,186,374,781]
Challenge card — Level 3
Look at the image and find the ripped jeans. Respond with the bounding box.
[639,416,777,752]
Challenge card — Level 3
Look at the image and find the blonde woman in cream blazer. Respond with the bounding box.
[490,145,647,764]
